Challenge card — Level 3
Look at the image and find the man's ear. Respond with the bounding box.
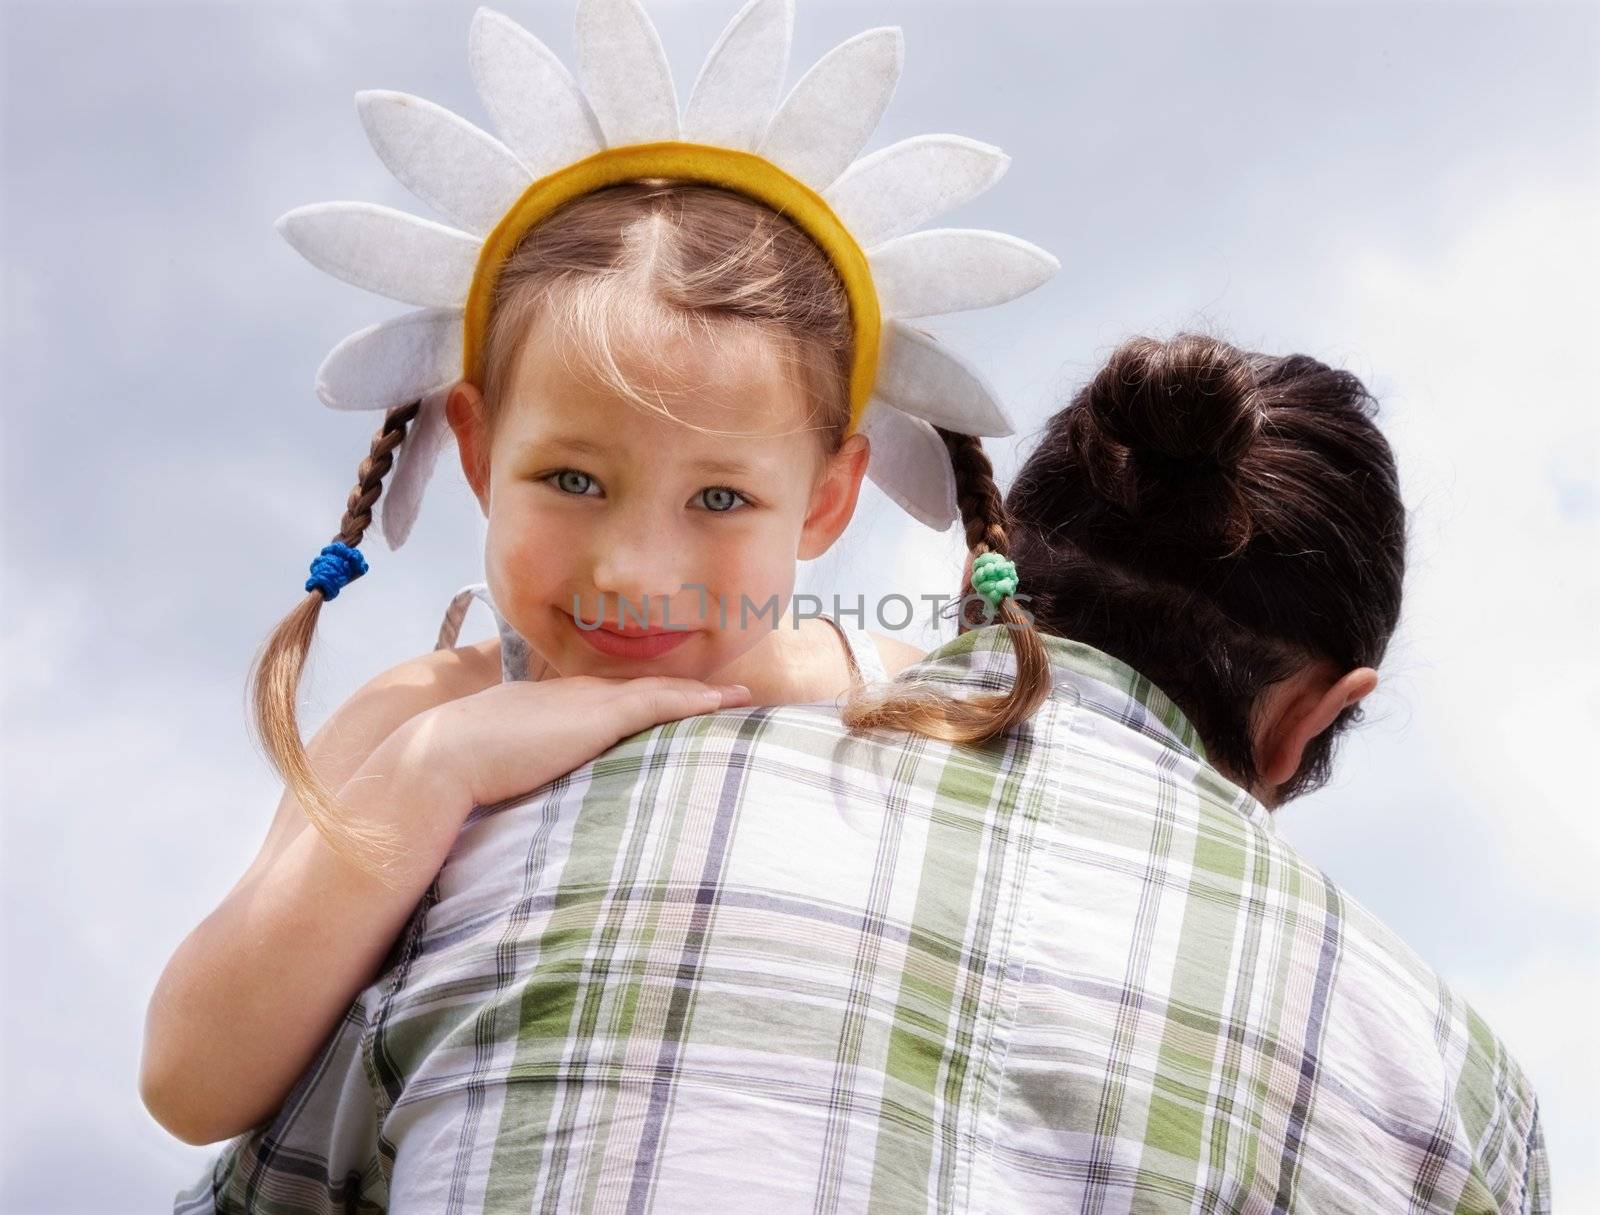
[446,381,492,513]
[1257,665,1379,791]
[798,433,870,560]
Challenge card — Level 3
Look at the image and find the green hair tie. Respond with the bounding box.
[971,551,1020,611]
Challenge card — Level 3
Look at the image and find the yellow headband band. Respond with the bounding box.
[462,141,882,436]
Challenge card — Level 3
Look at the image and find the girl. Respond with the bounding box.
[141,0,1060,1147]
[142,178,956,1145]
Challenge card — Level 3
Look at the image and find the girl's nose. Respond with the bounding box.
[588,519,686,619]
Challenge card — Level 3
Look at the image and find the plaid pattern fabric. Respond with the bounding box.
[176,625,1548,1213]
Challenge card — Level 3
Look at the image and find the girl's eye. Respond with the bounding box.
[696,486,750,513]
[547,469,600,497]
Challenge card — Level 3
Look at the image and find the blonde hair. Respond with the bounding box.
[840,429,1053,745]
[250,181,856,884]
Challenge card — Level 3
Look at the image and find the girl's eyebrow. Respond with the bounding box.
[687,456,761,478]
[520,436,764,480]
[516,436,605,459]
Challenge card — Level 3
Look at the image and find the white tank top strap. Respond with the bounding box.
[823,614,889,685]
[434,581,544,683]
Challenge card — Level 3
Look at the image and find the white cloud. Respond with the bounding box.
[1330,181,1600,910]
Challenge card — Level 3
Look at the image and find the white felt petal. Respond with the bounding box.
[874,321,1014,437]
[824,135,1010,248]
[576,0,680,146]
[469,7,604,177]
[355,91,531,238]
[758,27,903,191]
[861,398,958,531]
[380,382,454,551]
[315,308,464,412]
[681,0,793,150]
[870,229,1059,320]
[276,203,479,308]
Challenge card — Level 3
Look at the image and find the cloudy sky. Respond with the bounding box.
[3,0,1595,1209]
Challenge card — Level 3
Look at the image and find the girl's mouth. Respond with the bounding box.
[564,612,699,661]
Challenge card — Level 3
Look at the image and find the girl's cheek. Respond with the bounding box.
[487,501,573,611]
[704,528,789,609]
[494,491,571,560]
[714,564,799,640]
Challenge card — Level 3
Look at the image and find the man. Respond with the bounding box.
[177,625,1548,1213]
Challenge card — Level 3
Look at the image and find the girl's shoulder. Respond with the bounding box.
[359,636,505,717]
[431,635,507,698]
[337,638,504,745]
[868,632,926,678]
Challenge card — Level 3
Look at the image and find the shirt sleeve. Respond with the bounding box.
[1520,1099,1552,1215]
[170,880,441,1214]
[171,997,389,1214]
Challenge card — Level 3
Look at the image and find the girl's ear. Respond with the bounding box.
[446,382,492,513]
[798,433,870,560]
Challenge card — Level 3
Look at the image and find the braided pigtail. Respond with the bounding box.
[246,400,421,888]
[840,428,1052,745]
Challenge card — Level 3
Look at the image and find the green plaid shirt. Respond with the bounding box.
[177,625,1548,1213]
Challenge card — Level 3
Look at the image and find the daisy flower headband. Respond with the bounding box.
[278,0,1060,551]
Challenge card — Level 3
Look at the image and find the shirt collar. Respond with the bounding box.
[911,624,1211,766]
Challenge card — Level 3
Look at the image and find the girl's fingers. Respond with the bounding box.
[606,680,752,737]
[588,675,751,709]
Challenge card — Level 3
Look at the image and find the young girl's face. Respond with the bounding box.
[449,307,866,682]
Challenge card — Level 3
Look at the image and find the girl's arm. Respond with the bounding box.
[139,717,471,1146]
[139,673,750,1146]
[139,648,487,1145]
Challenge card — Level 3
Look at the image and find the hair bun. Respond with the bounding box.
[1076,333,1263,557]
[1087,333,1262,472]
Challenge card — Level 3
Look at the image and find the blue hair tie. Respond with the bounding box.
[305,541,369,601]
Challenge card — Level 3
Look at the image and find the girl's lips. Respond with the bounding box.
[566,612,698,661]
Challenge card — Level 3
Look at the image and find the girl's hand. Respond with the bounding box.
[412,675,753,813]
[141,670,747,1147]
